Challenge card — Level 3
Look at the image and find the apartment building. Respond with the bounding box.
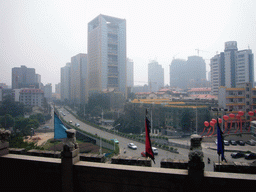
[210,41,254,96]
[219,82,256,120]
[19,88,44,107]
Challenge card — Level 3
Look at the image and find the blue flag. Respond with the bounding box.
[217,119,225,161]
[54,112,67,139]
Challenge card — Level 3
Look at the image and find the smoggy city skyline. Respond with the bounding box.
[1,0,256,90]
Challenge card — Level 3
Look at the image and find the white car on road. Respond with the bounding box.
[127,143,137,150]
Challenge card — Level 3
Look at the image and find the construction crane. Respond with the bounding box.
[173,53,179,60]
[195,49,209,56]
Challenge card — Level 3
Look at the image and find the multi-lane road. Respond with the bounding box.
[57,107,256,171]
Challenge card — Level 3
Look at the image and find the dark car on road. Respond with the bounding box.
[236,140,245,146]
[229,140,237,145]
[231,152,244,158]
[244,153,256,160]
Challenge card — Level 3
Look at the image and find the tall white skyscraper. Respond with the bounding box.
[148,60,164,92]
[210,41,254,96]
[87,14,126,96]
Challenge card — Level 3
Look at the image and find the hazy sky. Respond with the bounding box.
[1,0,256,90]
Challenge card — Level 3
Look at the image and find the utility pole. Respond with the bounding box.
[196,99,198,134]
[101,109,104,126]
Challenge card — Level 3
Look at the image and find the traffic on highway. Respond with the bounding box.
[57,106,256,171]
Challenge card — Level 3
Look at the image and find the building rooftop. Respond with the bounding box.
[20,89,44,93]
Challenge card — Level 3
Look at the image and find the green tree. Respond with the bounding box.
[9,134,43,151]
[115,103,145,134]
[14,117,31,135]
[27,119,40,129]
[0,97,24,117]
[30,113,45,124]
[180,108,192,133]
[0,114,15,128]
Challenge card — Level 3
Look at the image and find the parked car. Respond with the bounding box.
[141,151,146,157]
[229,140,237,145]
[111,139,119,144]
[127,143,137,150]
[75,123,80,127]
[224,140,229,146]
[244,153,256,160]
[246,140,256,146]
[231,152,244,158]
[215,139,229,146]
[69,120,72,124]
[236,140,245,146]
[141,147,158,157]
[43,126,50,129]
[152,147,158,155]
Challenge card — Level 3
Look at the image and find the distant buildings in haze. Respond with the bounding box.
[169,56,207,89]
[61,63,71,102]
[148,60,164,92]
[70,53,87,104]
[12,65,38,89]
[127,58,134,88]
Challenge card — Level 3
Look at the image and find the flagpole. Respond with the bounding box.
[218,154,220,171]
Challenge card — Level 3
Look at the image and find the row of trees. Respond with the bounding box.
[114,103,211,134]
[0,113,45,135]
[0,96,47,136]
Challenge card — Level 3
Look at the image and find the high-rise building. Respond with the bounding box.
[170,56,207,89]
[70,53,88,104]
[44,83,52,101]
[148,60,164,92]
[88,14,126,96]
[55,83,61,94]
[186,56,206,88]
[61,63,71,102]
[169,59,187,89]
[126,58,134,88]
[35,74,41,84]
[210,41,254,96]
[12,65,38,89]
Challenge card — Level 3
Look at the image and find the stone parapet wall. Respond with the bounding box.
[80,153,105,163]
[214,162,256,174]
[111,155,152,167]
[161,159,188,169]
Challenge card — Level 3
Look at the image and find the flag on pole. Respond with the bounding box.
[54,111,67,139]
[145,109,155,163]
[217,118,226,161]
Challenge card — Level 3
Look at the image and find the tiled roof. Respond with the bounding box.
[135,92,151,95]
[190,94,217,99]
[188,88,211,92]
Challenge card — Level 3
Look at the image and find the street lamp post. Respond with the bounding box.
[113,123,120,135]
[211,108,228,131]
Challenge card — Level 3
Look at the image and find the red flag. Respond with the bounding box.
[145,110,155,163]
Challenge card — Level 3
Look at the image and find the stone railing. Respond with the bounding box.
[1,129,256,192]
